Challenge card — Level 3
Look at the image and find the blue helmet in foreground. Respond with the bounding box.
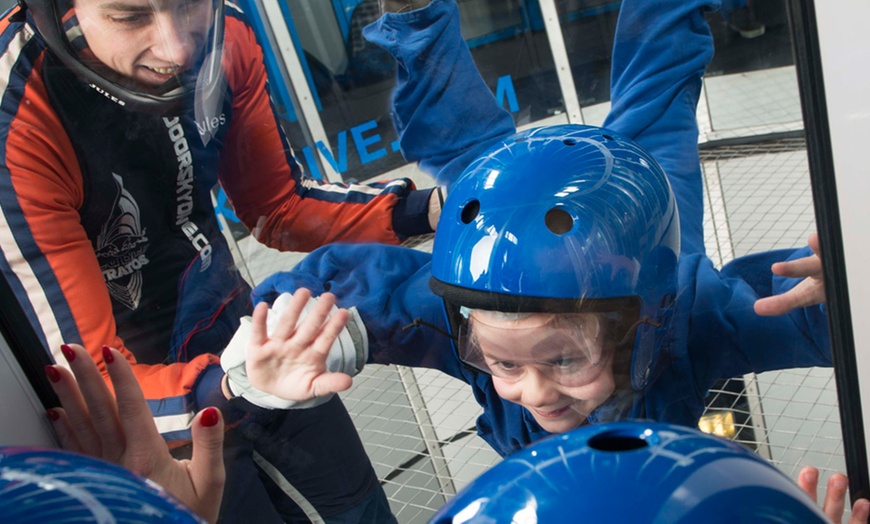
[0,447,204,523]
[430,125,679,390]
[431,421,827,523]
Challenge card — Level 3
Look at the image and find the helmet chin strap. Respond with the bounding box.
[617,316,661,348]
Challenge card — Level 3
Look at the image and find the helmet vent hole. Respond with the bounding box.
[562,138,577,146]
[545,208,573,235]
[588,433,648,452]
[602,134,614,141]
[461,200,481,224]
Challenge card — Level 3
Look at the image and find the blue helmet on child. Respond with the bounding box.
[430,125,679,391]
[430,421,827,523]
[0,447,204,523]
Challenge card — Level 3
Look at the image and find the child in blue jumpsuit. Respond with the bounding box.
[238,0,831,455]
[250,122,828,458]
[238,0,830,459]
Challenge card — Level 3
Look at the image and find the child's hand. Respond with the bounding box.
[47,344,225,523]
[797,466,869,523]
[755,233,825,316]
[246,288,354,402]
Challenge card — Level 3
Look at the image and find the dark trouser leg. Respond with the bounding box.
[172,427,284,523]
[240,395,396,523]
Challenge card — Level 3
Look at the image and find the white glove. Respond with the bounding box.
[220,293,368,410]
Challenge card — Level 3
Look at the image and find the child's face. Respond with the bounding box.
[467,311,617,434]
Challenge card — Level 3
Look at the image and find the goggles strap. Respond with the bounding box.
[402,317,455,341]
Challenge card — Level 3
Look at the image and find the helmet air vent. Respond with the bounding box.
[545,208,573,235]
[588,430,649,452]
[461,200,480,224]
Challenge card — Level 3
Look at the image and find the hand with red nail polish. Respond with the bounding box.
[797,466,870,523]
[46,343,225,523]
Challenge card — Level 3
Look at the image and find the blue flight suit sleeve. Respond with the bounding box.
[251,244,549,457]
[251,244,465,376]
[364,0,516,186]
[369,0,717,253]
[685,248,831,397]
[603,0,720,254]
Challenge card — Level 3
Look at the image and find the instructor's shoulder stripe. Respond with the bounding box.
[0,25,75,366]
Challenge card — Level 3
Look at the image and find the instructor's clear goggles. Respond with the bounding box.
[457,310,617,387]
[26,0,225,114]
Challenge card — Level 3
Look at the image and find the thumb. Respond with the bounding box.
[189,407,226,523]
[311,373,353,398]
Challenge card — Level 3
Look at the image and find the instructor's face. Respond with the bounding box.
[74,0,211,88]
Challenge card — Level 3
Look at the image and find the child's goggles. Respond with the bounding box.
[457,311,614,387]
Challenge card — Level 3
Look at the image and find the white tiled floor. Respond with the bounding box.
[703,66,804,140]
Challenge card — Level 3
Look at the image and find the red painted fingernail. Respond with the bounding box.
[60,344,75,362]
[46,408,60,421]
[45,365,61,383]
[200,407,220,427]
[102,345,114,364]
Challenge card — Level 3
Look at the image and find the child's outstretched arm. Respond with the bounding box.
[603,0,718,254]
[221,288,364,410]
[690,237,832,385]
[365,0,515,186]
[246,289,353,400]
[754,233,825,316]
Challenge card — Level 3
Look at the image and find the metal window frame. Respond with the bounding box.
[0,269,59,446]
[786,0,870,503]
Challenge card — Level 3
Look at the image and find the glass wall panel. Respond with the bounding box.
[554,0,621,125]
[247,1,848,519]
[702,0,802,137]
[0,0,862,521]
[270,0,568,183]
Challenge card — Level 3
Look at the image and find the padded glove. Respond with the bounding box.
[220,292,367,410]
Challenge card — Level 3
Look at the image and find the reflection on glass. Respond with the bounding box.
[702,1,801,134]
[284,0,568,182]
[556,0,620,112]
[0,0,849,521]
[0,0,431,520]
